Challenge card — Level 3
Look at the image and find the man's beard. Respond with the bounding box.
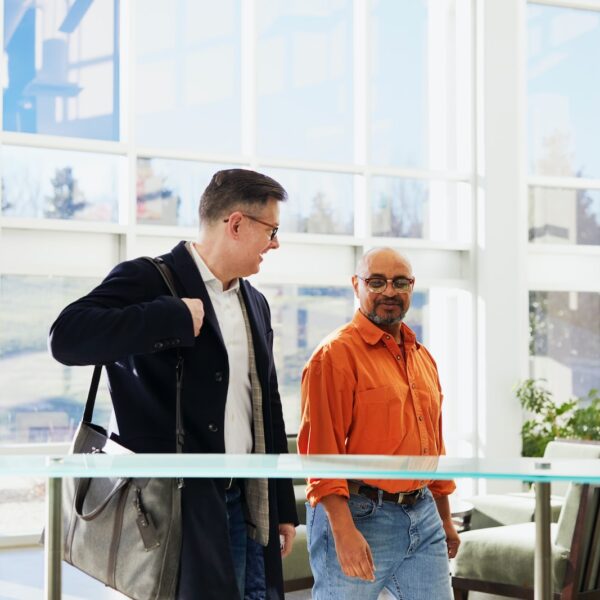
[366,299,407,325]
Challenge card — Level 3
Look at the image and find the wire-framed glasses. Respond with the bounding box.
[357,276,415,293]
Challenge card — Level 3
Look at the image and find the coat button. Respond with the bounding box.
[154,342,164,350]
[208,423,218,433]
[214,371,223,382]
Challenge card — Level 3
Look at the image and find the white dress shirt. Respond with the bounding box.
[187,242,253,454]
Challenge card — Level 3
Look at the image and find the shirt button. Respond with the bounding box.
[423,448,428,454]
[208,423,218,433]
[154,342,164,350]
[214,371,223,382]
[411,383,416,389]
[396,355,401,360]
[418,415,423,421]
[385,335,390,340]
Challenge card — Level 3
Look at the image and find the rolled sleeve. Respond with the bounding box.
[297,355,355,506]
[428,478,456,498]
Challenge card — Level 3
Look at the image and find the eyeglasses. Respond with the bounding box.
[357,275,415,293]
[223,213,279,241]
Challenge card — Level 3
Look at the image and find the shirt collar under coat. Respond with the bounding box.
[351,309,420,350]
[187,241,240,293]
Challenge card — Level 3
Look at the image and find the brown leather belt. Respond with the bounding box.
[348,481,424,506]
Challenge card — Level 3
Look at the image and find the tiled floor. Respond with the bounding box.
[0,547,504,600]
[0,547,314,599]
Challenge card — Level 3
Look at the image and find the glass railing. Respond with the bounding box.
[1,453,599,600]
[1,453,599,482]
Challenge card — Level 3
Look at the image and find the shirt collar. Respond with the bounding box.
[187,241,240,292]
[351,309,419,349]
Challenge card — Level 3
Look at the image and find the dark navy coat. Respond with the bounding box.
[49,240,298,599]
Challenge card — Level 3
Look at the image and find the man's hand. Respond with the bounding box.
[320,494,376,582]
[332,526,376,581]
[181,298,204,336]
[443,520,460,559]
[278,523,296,558]
[434,494,461,559]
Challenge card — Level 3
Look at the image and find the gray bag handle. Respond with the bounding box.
[75,257,185,520]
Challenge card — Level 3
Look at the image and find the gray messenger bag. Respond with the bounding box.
[62,257,184,600]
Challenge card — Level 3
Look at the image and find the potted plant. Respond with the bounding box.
[516,378,600,457]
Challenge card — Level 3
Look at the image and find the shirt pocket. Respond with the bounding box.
[413,385,442,448]
[354,385,404,449]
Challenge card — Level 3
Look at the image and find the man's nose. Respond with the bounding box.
[269,235,280,250]
[381,282,396,296]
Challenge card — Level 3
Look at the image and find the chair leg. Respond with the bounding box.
[453,590,468,600]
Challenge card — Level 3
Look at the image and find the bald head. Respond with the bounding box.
[356,247,413,279]
[352,247,415,331]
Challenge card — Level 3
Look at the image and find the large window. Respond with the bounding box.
[527,2,600,410]
[256,1,354,163]
[369,0,471,171]
[2,146,123,222]
[0,275,110,445]
[3,0,119,140]
[528,4,600,178]
[135,0,242,154]
[0,0,476,540]
[530,291,600,401]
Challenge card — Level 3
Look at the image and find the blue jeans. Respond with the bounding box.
[226,485,266,600]
[306,488,452,600]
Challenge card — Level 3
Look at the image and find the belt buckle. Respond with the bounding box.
[398,488,421,505]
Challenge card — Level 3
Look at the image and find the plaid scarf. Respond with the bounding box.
[237,290,270,546]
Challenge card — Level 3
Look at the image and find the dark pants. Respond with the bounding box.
[176,479,267,600]
[226,483,267,600]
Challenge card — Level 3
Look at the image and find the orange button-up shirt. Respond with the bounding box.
[298,310,456,506]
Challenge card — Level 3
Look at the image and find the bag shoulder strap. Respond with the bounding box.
[83,256,185,454]
[142,256,178,296]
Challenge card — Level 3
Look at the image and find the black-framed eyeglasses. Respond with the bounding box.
[357,275,415,293]
[224,213,279,241]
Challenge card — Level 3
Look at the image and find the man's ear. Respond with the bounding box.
[351,275,359,297]
[225,212,243,238]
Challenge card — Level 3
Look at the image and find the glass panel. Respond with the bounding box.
[6,453,600,482]
[3,0,119,140]
[259,285,427,434]
[0,275,110,445]
[528,5,600,178]
[530,291,600,401]
[0,477,45,536]
[259,285,354,434]
[135,0,241,154]
[371,177,470,242]
[406,290,428,345]
[369,0,471,170]
[137,157,240,227]
[529,187,600,246]
[1,146,122,222]
[262,168,353,235]
[256,0,353,162]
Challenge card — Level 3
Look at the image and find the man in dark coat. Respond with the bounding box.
[49,169,299,599]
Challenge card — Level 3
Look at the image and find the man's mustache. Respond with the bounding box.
[375,299,403,306]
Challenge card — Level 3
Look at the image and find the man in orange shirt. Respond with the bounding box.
[298,247,459,599]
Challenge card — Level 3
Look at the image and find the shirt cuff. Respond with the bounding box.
[306,479,350,507]
[427,479,457,498]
